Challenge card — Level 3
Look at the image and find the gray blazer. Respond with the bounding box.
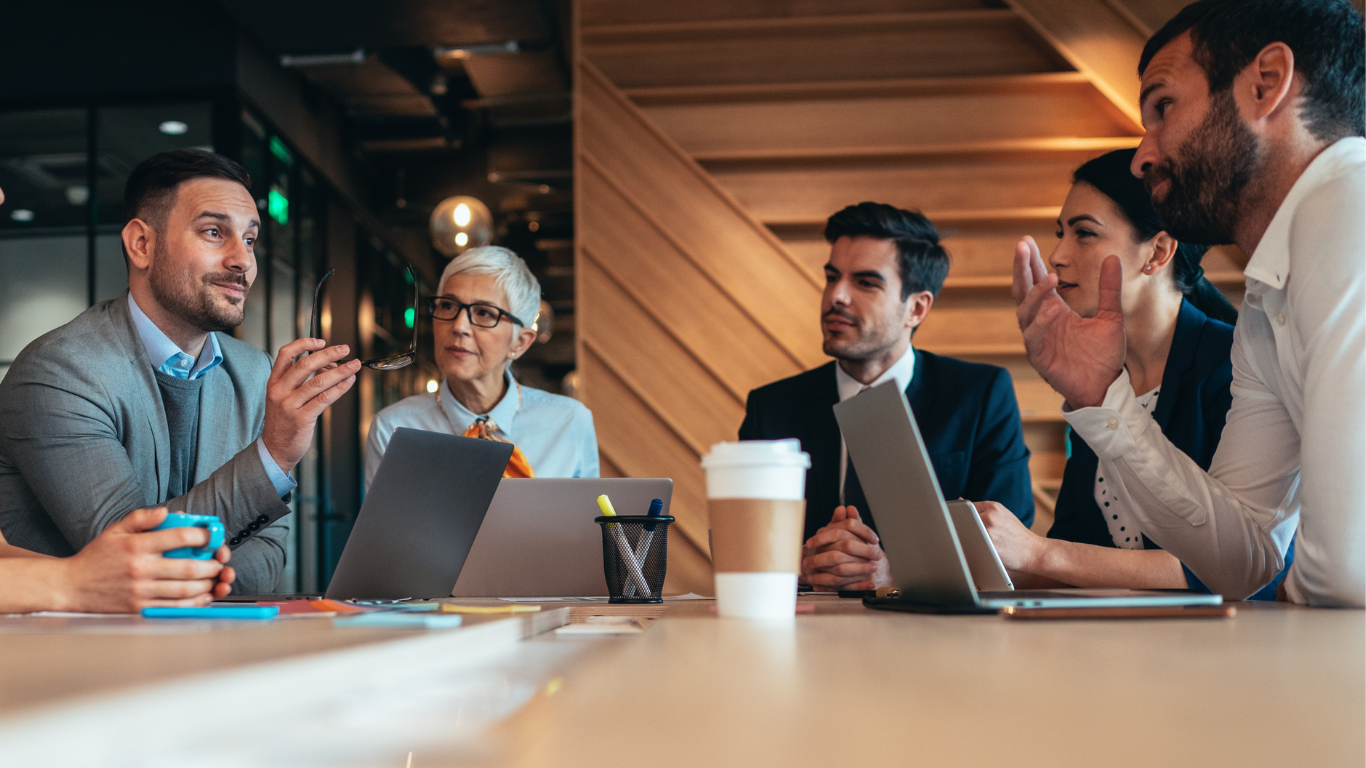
[0,294,291,593]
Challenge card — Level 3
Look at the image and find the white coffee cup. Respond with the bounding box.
[701,440,810,619]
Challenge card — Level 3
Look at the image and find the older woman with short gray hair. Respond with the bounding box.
[365,246,598,485]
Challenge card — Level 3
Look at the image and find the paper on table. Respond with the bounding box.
[499,596,610,602]
[440,604,542,614]
[555,623,642,636]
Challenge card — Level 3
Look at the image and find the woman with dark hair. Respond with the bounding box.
[974,148,1291,599]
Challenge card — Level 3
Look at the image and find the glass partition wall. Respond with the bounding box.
[0,98,420,593]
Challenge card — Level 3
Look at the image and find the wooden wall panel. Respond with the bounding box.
[579,62,825,371]
[641,89,1135,156]
[712,158,1087,223]
[578,257,745,449]
[578,167,802,397]
[578,349,713,594]
[1005,0,1148,129]
[582,0,1000,27]
[582,14,1069,89]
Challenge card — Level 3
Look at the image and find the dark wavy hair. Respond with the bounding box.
[1139,0,1364,141]
[823,202,951,300]
[1072,149,1238,324]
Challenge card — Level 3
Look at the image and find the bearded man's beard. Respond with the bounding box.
[1144,88,1261,246]
[148,238,249,332]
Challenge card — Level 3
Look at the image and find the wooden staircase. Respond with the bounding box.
[575,0,1247,594]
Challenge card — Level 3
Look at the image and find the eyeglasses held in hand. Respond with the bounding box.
[308,265,419,371]
[426,296,526,328]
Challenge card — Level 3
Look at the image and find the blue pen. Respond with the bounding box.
[623,499,665,599]
[142,605,280,620]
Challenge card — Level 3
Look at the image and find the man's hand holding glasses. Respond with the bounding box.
[261,338,360,474]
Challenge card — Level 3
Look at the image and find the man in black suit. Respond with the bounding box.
[739,202,1034,591]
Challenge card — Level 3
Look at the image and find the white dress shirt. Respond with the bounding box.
[364,371,599,489]
[127,293,296,498]
[835,346,916,503]
[1094,386,1158,550]
[1064,137,1365,606]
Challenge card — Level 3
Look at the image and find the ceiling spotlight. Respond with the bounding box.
[159,120,188,135]
[426,379,440,394]
[455,232,468,247]
[10,209,34,222]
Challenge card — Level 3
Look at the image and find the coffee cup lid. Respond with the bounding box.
[700,439,811,469]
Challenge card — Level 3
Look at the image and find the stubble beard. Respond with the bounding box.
[821,311,897,364]
[148,237,249,333]
[1144,88,1261,246]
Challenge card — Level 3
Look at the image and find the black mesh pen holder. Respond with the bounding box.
[595,515,674,603]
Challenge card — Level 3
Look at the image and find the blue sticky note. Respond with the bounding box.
[336,612,464,629]
[141,606,279,620]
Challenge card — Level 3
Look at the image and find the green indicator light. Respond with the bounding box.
[269,136,293,166]
[268,187,289,225]
[403,269,414,284]
[404,307,415,329]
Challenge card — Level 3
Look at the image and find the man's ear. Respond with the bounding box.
[905,291,935,332]
[1239,41,1298,124]
[122,218,156,272]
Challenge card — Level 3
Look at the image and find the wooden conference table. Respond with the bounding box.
[0,597,1360,767]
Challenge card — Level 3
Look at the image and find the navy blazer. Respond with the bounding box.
[739,349,1034,542]
[1048,299,1292,600]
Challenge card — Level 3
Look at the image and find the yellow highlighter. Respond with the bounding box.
[596,494,618,517]
[597,494,652,597]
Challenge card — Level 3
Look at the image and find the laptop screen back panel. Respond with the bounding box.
[325,428,513,600]
[833,382,981,608]
[946,500,1014,592]
[452,478,673,597]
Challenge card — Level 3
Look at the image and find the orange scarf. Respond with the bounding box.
[463,416,534,478]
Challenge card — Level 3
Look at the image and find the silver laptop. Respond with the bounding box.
[325,428,513,600]
[452,478,673,597]
[834,381,1222,613]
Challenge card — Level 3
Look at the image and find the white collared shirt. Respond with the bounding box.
[1064,137,1365,606]
[363,370,600,488]
[127,293,295,498]
[835,345,916,503]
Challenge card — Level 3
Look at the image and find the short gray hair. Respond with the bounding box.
[437,246,541,328]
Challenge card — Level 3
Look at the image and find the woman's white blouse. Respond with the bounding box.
[364,372,599,489]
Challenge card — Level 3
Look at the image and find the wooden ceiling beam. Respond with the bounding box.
[1004,0,1148,132]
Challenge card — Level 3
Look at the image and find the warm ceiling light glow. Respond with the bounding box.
[454,203,471,227]
[158,120,188,135]
[426,379,440,393]
[455,232,468,246]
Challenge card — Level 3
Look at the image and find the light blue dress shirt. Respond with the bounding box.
[127,294,295,497]
[363,371,599,489]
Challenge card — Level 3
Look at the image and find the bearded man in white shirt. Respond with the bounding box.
[1007,0,1364,606]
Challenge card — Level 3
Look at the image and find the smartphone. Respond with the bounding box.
[1001,605,1236,620]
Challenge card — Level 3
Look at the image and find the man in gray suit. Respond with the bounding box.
[0,149,360,594]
